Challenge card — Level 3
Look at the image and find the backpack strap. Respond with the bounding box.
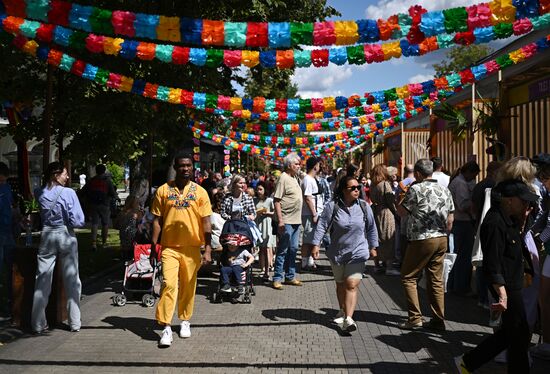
[358,199,371,239]
[326,201,340,235]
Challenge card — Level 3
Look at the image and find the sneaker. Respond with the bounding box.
[179,321,191,338]
[158,327,173,347]
[220,284,232,293]
[70,327,80,332]
[284,278,303,286]
[385,269,401,276]
[343,317,357,332]
[424,318,446,331]
[272,281,283,290]
[398,320,423,330]
[477,301,490,310]
[33,325,50,335]
[333,310,345,324]
[454,356,471,374]
[530,344,550,360]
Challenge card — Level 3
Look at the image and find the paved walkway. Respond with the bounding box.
[1,253,549,373]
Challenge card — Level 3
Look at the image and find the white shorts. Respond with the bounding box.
[330,261,365,283]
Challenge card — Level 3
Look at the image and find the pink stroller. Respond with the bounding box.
[112,244,162,307]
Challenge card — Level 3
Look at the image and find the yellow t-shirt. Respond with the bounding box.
[151,181,212,248]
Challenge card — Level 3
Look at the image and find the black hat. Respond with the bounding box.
[496,179,539,202]
[532,153,550,167]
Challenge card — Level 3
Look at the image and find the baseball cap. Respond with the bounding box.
[496,179,539,202]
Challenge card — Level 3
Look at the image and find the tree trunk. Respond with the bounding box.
[42,65,54,171]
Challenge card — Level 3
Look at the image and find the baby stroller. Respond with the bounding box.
[112,243,162,307]
[211,219,256,304]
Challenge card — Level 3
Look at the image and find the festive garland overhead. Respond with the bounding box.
[3,12,550,70]
[189,114,409,158]
[3,21,549,130]
[3,0,548,48]
[223,93,446,136]
[191,99,437,146]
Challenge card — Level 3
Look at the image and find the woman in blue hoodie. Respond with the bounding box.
[32,161,85,334]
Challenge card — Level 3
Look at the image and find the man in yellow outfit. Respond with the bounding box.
[150,152,212,348]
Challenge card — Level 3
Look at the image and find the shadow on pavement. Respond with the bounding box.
[101,316,159,341]
[261,307,345,335]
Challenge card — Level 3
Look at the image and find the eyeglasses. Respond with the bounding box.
[347,185,361,191]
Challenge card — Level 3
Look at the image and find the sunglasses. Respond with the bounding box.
[347,185,361,191]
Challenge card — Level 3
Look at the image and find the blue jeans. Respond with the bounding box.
[220,265,244,285]
[448,220,475,294]
[273,224,300,282]
[0,232,15,313]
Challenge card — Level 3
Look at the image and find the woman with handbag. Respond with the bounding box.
[32,161,85,334]
[370,164,399,276]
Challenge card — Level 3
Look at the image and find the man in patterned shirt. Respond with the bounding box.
[397,159,454,331]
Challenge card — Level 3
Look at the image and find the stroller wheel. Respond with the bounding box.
[211,292,222,304]
[142,294,156,308]
[242,296,251,304]
[113,294,127,307]
[250,286,256,296]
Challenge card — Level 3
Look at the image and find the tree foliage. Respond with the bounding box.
[0,0,338,170]
[433,44,493,77]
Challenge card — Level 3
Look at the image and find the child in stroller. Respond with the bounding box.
[212,219,256,303]
[112,243,162,307]
[220,243,254,294]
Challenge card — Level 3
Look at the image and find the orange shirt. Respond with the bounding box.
[151,181,212,248]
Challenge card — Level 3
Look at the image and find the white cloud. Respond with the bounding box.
[292,65,354,98]
[365,0,473,19]
[408,73,434,83]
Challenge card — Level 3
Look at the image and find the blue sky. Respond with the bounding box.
[291,0,477,97]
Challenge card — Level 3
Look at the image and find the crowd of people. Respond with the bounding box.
[1,150,550,373]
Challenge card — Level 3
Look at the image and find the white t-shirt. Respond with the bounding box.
[301,174,324,216]
[432,171,450,188]
[79,174,86,187]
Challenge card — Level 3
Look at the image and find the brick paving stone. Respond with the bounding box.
[1,252,550,373]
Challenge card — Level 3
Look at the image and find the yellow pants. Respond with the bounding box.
[156,246,201,325]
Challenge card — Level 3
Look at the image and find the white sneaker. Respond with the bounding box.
[158,327,173,347]
[179,320,191,338]
[343,317,357,332]
[333,310,345,324]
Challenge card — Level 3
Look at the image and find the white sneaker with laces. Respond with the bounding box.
[179,320,191,338]
[158,327,173,347]
[343,317,357,332]
[333,310,345,324]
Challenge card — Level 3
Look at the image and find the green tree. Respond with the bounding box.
[433,44,493,77]
[1,0,338,174]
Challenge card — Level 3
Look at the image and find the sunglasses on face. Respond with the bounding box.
[347,185,361,191]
